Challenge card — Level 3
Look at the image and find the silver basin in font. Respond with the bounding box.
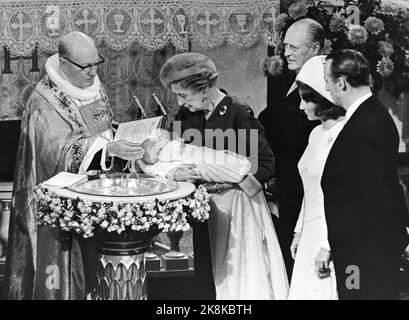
[68,173,178,197]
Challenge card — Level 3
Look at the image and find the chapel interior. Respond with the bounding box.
[0,0,409,300]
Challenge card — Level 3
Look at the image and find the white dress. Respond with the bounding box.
[208,189,289,300]
[143,140,289,299]
[288,120,344,300]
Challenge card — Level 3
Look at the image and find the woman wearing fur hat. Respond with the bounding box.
[288,55,345,300]
[159,52,288,300]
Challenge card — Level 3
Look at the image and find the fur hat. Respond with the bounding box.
[159,52,217,88]
[296,55,334,103]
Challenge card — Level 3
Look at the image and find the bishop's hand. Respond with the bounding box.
[106,140,145,161]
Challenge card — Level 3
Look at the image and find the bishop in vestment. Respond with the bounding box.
[3,32,144,300]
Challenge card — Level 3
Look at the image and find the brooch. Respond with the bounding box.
[220,105,227,116]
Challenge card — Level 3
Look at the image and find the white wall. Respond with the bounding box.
[191,40,268,117]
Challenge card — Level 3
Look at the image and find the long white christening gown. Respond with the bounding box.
[144,139,289,299]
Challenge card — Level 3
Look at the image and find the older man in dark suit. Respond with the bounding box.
[322,49,409,300]
[259,18,324,278]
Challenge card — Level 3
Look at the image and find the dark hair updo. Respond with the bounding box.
[296,81,345,121]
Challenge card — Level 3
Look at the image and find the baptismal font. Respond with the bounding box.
[36,163,209,300]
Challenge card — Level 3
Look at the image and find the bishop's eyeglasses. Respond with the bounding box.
[62,53,105,70]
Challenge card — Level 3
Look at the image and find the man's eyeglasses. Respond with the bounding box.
[62,53,105,70]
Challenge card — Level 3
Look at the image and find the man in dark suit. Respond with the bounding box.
[259,18,323,278]
[322,49,409,299]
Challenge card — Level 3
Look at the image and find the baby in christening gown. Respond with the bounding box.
[138,135,289,300]
[138,135,253,186]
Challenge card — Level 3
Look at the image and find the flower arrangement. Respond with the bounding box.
[347,24,368,45]
[261,0,409,97]
[35,185,211,239]
[260,55,285,77]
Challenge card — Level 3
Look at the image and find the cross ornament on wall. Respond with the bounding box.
[141,8,164,36]
[10,12,32,42]
[75,9,98,34]
[197,9,219,36]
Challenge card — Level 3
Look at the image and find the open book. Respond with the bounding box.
[114,116,164,144]
[42,172,88,189]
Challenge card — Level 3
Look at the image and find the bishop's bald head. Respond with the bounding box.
[58,31,101,89]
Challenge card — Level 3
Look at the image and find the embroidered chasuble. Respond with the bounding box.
[3,74,113,300]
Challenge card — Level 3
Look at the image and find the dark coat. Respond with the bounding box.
[172,95,275,299]
[321,95,409,300]
[174,95,275,184]
[259,70,319,277]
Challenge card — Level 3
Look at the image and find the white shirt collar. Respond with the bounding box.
[345,92,372,122]
[286,81,297,97]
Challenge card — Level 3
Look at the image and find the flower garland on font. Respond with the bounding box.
[35,185,211,238]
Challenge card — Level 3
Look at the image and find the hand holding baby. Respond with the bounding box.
[172,164,202,182]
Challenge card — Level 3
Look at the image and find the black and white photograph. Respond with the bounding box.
[0,0,408,304]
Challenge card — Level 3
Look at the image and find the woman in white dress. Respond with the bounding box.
[288,55,346,300]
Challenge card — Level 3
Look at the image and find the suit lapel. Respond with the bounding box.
[286,81,297,97]
[322,96,375,183]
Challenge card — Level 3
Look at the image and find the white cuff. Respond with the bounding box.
[238,174,262,198]
[100,144,112,171]
[78,136,110,174]
[143,161,184,178]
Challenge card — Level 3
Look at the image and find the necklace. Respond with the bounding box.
[322,118,344,144]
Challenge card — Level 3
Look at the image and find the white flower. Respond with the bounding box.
[100,220,109,229]
[405,50,409,67]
